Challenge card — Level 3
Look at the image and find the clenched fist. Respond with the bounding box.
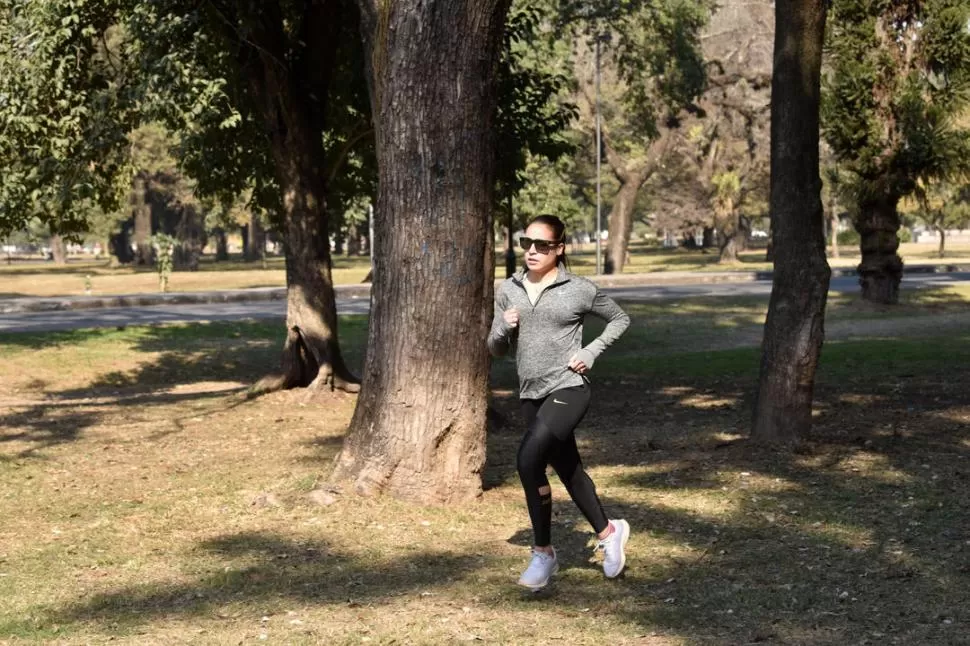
[503,308,520,329]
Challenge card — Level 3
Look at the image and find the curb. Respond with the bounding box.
[1,264,966,315]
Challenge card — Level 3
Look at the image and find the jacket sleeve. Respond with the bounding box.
[574,288,630,370]
[487,285,515,357]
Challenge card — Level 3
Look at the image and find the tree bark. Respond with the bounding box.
[601,133,669,274]
[132,172,153,266]
[235,0,358,395]
[829,209,840,258]
[752,0,830,446]
[333,0,510,504]
[49,233,67,264]
[243,213,266,263]
[110,220,134,264]
[937,225,945,259]
[717,200,743,263]
[856,191,903,304]
[604,177,644,274]
[213,227,229,261]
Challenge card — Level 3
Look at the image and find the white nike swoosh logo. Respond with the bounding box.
[553,399,568,405]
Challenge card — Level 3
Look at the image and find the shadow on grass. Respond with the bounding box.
[49,531,486,629]
[480,332,970,642]
[0,319,367,460]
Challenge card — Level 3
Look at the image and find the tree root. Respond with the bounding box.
[248,325,361,399]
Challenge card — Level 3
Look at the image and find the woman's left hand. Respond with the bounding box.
[567,355,588,374]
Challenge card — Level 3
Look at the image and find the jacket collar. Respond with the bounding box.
[512,264,570,286]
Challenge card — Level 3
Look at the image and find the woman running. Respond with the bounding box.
[488,214,631,590]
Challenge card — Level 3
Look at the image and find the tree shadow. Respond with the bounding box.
[49,531,487,630]
[484,317,970,642]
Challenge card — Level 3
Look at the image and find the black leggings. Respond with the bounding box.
[517,383,609,547]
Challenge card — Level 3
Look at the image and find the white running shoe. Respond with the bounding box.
[597,519,630,578]
[517,547,559,589]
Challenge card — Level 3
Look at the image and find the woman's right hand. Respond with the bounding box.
[503,308,520,328]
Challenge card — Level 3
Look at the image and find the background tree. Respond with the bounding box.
[822,0,970,303]
[751,0,830,445]
[128,0,367,392]
[913,179,970,258]
[333,0,512,503]
[673,0,773,263]
[494,1,578,276]
[0,1,134,237]
[563,0,712,273]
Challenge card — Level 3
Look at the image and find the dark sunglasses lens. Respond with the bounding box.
[519,237,554,253]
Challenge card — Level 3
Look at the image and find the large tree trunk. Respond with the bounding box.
[856,192,902,304]
[333,0,509,504]
[239,0,358,396]
[604,178,643,274]
[752,0,830,445]
[937,225,946,259]
[49,233,67,264]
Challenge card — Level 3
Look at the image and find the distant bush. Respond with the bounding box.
[837,230,860,246]
[836,228,910,246]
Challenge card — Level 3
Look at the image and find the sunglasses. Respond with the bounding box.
[519,237,563,253]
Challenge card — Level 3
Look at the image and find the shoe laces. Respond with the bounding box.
[530,549,554,564]
[596,530,615,553]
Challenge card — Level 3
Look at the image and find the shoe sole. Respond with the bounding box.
[605,520,630,579]
[517,562,559,590]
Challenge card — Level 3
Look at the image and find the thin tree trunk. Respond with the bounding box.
[717,201,740,263]
[132,173,153,265]
[110,220,134,264]
[214,227,229,261]
[856,192,903,304]
[49,233,67,264]
[937,225,945,259]
[333,0,510,504]
[829,209,840,258]
[244,213,266,263]
[752,0,830,445]
[604,178,643,273]
[601,133,669,274]
[238,0,358,396]
[719,234,740,263]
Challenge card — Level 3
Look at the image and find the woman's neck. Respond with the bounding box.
[526,264,559,283]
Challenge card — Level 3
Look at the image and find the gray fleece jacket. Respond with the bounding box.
[487,266,631,400]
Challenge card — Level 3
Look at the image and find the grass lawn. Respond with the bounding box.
[3,242,969,299]
[1,293,970,644]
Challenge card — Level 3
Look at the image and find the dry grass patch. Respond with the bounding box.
[1,309,970,644]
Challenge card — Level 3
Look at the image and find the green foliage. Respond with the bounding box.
[495,1,579,209]
[837,229,861,246]
[0,1,136,236]
[915,180,970,234]
[513,152,588,230]
[821,0,970,199]
[560,0,711,139]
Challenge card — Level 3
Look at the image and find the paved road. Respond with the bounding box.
[1,273,968,334]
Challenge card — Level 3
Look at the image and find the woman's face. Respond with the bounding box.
[521,222,563,275]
